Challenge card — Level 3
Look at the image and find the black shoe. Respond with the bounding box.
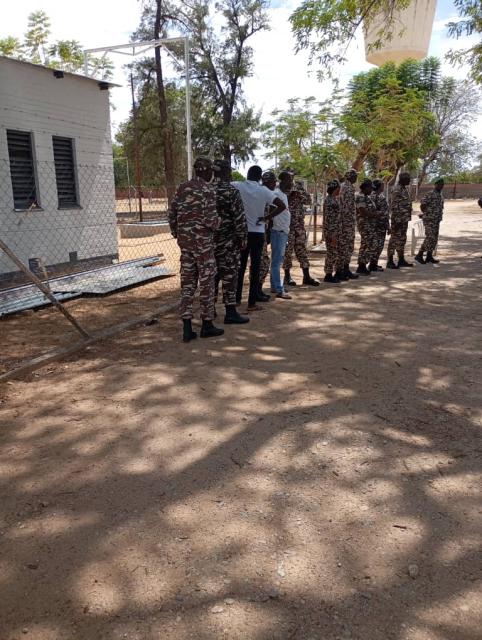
[386,259,399,269]
[256,291,271,302]
[224,305,250,325]
[356,263,371,275]
[415,252,425,264]
[335,270,349,281]
[200,320,225,338]
[344,269,359,280]
[302,267,320,286]
[182,319,197,343]
[426,252,440,264]
[398,258,413,267]
[324,274,340,283]
[284,269,297,287]
[368,261,380,272]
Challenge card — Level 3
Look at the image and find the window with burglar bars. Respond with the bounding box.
[52,136,79,208]
[6,129,38,210]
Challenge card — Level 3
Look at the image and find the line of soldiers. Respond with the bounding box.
[323,170,445,282]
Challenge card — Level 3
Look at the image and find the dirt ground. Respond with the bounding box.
[0,201,481,640]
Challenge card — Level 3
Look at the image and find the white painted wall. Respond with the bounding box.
[364,0,437,66]
[0,57,118,278]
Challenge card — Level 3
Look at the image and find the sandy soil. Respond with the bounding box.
[0,201,481,640]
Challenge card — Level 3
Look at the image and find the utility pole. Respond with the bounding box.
[130,72,144,222]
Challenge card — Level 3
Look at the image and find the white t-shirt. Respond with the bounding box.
[271,189,290,233]
[232,180,277,233]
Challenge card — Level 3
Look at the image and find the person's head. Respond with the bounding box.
[399,172,411,187]
[360,178,373,195]
[278,170,293,193]
[194,156,218,182]
[327,179,340,197]
[262,170,276,191]
[345,169,358,184]
[372,178,384,194]
[247,165,263,182]
[214,159,232,182]
[434,177,444,193]
[478,197,482,209]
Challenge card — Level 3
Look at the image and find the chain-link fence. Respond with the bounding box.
[1,159,180,374]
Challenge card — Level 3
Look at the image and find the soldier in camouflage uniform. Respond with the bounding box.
[355,179,378,275]
[258,170,277,300]
[169,157,224,342]
[322,180,342,283]
[371,179,390,271]
[337,169,359,280]
[386,172,413,269]
[213,159,250,324]
[415,178,444,265]
[283,181,319,287]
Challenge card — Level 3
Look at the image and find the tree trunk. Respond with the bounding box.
[154,0,176,204]
[352,141,372,171]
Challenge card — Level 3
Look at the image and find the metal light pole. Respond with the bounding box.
[130,72,143,221]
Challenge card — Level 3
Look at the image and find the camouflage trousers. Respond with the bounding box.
[324,235,339,274]
[259,233,271,285]
[374,229,387,262]
[420,219,440,253]
[283,215,309,270]
[215,244,240,306]
[180,248,216,321]
[339,217,356,266]
[357,221,378,264]
[387,221,409,258]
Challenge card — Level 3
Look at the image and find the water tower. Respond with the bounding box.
[364,0,437,66]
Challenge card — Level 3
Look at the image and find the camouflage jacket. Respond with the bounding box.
[355,193,377,225]
[390,184,412,225]
[169,177,218,254]
[323,195,342,238]
[288,188,311,223]
[372,192,390,230]
[214,180,248,250]
[420,190,444,222]
[340,181,356,223]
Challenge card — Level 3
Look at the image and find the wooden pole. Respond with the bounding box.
[130,72,144,222]
[0,238,92,339]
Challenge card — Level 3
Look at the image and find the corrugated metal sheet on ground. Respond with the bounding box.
[0,291,81,317]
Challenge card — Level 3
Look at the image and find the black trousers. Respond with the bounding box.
[237,232,265,306]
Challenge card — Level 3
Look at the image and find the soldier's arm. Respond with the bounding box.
[204,186,219,231]
[168,190,180,238]
[233,190,248,249]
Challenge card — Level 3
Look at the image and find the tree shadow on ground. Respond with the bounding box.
[0,231,481,640]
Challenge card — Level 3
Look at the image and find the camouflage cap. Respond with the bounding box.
[214,158,231,171]
[360,178,373,189]
[345,168,358,178]
[327,179,340,191]
[194,156,220,170]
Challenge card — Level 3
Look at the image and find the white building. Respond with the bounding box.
[0,56,118,284]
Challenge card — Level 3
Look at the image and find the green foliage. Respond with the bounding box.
[231,170,246,181]
[447,0,482,84]
[0,11,113,78]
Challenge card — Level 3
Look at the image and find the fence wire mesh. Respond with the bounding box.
[1,159,180,374]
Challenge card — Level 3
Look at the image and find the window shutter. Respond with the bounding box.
[53,137,78,207]
[6,130,38,210]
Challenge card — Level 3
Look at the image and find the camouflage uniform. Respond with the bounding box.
[214,180,247,305]
[356,193,378,264]
[259,230,271,285]
[372,192,390,261]
[338,180,357,268]
[169,177,218,320]
[323,194,342,274]
[420,190,444,253]
[387,184,413,259]
[283,187,311,270]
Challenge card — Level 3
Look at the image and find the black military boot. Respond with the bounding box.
[415,250,425,264]
[182,319,197,343]
[344,263,359,279]
[335,269,349,281]
[397,252,413,267]
[369,260,382,272]
[200,320,225,338]
[425,251,440,264]
[324,273,340,283]
[356,262,371,275]
[386,257,399,269]
[302,267,320,286]
[284,269,297,287]
[256,286,270,303]
[224,304,250,325]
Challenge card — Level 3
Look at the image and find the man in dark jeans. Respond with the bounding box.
[233,166,286,312]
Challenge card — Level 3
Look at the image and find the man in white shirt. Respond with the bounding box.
[233,166,286,311]
[268,171,293,299]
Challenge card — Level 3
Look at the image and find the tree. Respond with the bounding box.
[447,0,482,84]
[0,11,113,78]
